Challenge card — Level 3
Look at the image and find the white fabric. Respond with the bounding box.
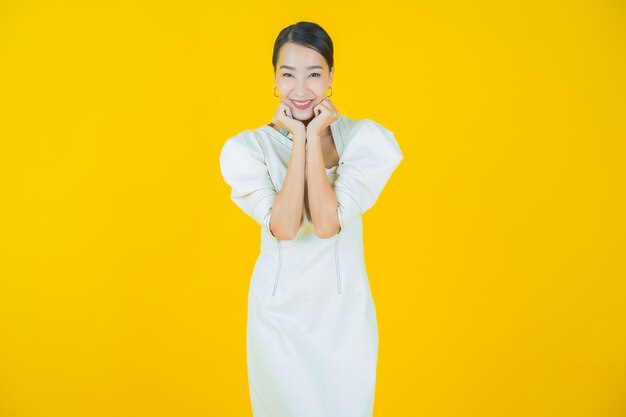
[219,115,403,417]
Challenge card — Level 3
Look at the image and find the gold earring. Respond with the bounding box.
[273,86,279,97]
[326,86,333,97]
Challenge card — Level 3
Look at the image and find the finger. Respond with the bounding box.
[279,103,289,118]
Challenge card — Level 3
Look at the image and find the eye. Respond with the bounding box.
[281,73,321,78]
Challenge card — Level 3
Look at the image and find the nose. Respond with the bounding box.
[293,79,313,97]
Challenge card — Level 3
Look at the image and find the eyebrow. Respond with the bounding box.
[279,65,323,70]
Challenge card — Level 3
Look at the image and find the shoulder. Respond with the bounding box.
[341,116,394,140]
[222,125,286,155]
[220,129,267,158]
[219,129,268,172]
[341,116,402,155]
[354,117,393,133]
[222,129,261,149]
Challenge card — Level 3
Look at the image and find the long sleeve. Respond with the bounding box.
[332,119,403,234]
[219,131,278,237]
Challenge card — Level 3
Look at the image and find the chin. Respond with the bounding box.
[296,114,314,122]
[290,110,311,119]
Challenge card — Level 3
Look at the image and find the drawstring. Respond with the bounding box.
[272,239,282,296]
[335,233,342,294]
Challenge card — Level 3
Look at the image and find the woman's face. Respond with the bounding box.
[274,42,334,122]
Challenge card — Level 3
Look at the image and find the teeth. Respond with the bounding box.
[293,100,312,105]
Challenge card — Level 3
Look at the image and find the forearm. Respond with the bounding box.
[305,136,340,238]
[269,135,306,240]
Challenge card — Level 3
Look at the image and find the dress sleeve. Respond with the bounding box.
[219,132,278,237]
[333,120,403,234]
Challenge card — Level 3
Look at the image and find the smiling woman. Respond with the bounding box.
[219,21,403,417]
[272,22,334,128]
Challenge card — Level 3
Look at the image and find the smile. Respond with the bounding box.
[291,100,313,110]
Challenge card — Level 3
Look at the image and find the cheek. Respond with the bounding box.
[314,84,328,97]
[275,80,289,93]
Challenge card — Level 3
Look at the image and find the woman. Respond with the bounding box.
[219,21,403,417]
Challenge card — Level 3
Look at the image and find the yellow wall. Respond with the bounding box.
[1,1,624,416]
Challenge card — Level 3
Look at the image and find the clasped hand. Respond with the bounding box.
[270,98,341,142]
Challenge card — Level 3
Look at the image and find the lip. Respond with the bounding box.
[291,99,314,110]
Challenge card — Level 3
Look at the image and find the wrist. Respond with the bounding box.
[293,128,306,141]
[305,132,321,142]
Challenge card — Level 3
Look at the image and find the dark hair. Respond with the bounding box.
[272,21,334,73]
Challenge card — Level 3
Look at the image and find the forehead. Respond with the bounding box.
[277,43,325,69]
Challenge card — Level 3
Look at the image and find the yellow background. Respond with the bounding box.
[1,1,625,416]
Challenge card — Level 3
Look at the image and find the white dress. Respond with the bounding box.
[219,115,403,417]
